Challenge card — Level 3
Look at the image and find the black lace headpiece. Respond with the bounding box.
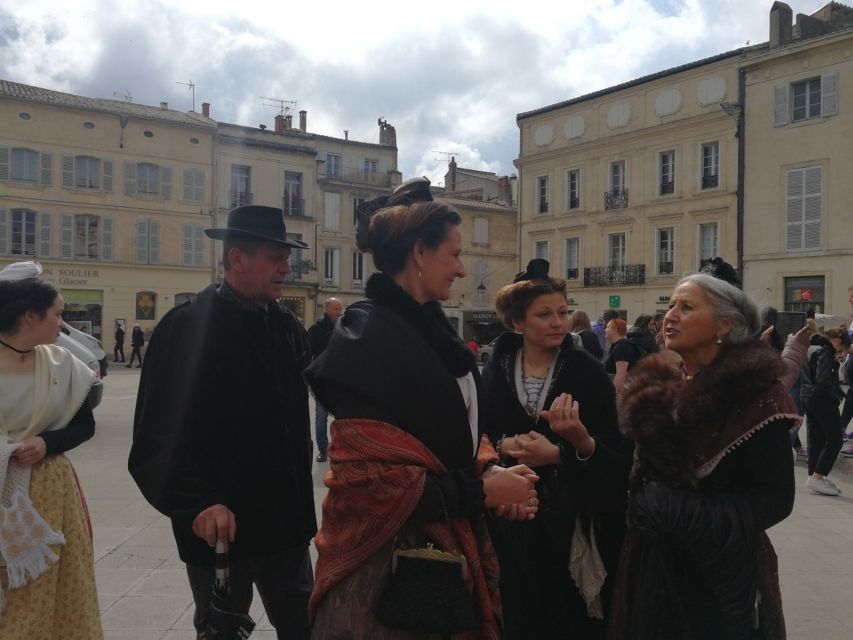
[513,258,550,283]
[355,177,433,250]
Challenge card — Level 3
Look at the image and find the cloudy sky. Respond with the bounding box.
[0,0,828,185]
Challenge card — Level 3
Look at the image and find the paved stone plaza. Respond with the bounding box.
[69,366,853,640]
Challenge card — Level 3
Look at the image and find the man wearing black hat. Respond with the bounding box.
[129,205,317,639]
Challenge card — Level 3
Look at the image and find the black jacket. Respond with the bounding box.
[307,314,335,360]
[480,332,630,638]
[128,284,317,565]
[131,328,144,349]
[305,272,486,522]
[625,328,659,355]
[799,334,844,403]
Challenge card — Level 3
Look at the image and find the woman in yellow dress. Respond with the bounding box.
[0,261,103,639]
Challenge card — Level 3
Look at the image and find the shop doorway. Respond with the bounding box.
[62,289,104,340]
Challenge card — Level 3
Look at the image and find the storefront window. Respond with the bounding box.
[784,276,824,314]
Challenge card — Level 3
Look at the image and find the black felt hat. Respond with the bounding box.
[205,205,309,249]
[513,258,550,283]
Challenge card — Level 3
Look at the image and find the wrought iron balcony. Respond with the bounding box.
[568,196,580,209]
[229,190,253,208]
[583,264,645,287]
[604,188,629,210]
[701,174,719,189]
[658,261,674,275]
[660,181,674,195]
[321,165,392,188]
[282,196,306,217]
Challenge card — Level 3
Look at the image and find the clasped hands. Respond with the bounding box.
[502,393,595,466]
[483,464,540,521]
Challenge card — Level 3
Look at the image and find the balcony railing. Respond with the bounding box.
[658,261,674,275]
[604,188,629,210]
[321,165,392,188]
[701,174,719,189]
[282,196,306,217]
[660,181,674,195]
[583,264,645,287]
[568,196,580,209]
[229,190,253,208]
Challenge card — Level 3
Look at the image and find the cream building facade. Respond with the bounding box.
[742,3,853,316]
[0,80,216,345]
[516,52,743,321]
[436,195,518,343]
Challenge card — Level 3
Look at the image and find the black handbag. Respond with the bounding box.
[375,492,478,634]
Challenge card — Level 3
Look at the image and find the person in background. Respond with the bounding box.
[626,314,659,355]
[568,309,603,359]
[467,337,480,357]
[126,324,144,368]
[129,205,317,639]
[0,261,103,639]
[307,297,343,463]
[799,327,851,495]
[481,260,626,639]
[114,321,126,363]
[609,273,797,640]
[592,310,620,355]
[305,178,539,638]
[604,318,643,392]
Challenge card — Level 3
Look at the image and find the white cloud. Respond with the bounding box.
[0,0,831,178]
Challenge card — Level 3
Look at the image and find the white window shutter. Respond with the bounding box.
[0,147,8,181]
[0,208,7,254]
[39,212,52,257]
[324,192,341,230]
[62,154,74,187]
[149,220,160,264]
[821,72,838,117]
[101,216,114,261]
[786,169,804,250]
[40,153,52,185]
[161,166,172,199]
[136,219,149,263]
[183,169,193,201]
[182,224,193,265]
[803,167,822,249]
[194,224,204,265]
[61,213,74,259]
[774,85,788,127]
[103,160,113,192]
[195,170,205,201]
[124,161,137,195]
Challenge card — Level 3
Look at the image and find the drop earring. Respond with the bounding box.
[716,336,723,345]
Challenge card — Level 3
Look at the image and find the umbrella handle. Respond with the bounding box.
[214,538,229,589]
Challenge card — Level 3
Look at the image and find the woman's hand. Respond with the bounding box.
[501,431,561,467]
[542,393,595,457]
[483,464,539,519]
[11,437,47,466]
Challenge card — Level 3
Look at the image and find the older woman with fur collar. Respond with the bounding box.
[608,274,799,640]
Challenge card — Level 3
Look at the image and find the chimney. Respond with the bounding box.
[449,157,457,192]
[299,110,307,132]
[378,119,397,146]
[344,130,349,140]
[275,114,285,134]
[160,101,169,110]
[769,2,793,48]
[259,124,267,130]
[497,176,511,204]
[284,114,292,129]
[202,102,210,117]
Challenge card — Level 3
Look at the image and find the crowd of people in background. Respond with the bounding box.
[3,178,853,639]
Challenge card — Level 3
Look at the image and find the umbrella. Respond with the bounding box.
[206,539,256,639]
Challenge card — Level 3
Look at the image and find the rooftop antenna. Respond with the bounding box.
[261,96,297,118]
[176,79,196,111]
[113,90,133,103]
[431,150,461,162]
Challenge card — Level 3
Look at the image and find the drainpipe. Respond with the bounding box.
[736,67,746,284]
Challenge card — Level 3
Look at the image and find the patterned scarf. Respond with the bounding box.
[310,419,502,640]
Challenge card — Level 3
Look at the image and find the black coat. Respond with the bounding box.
[128,284,317,565]
[307,314,335,360]
[305,272,486,521]
[131,328,144,349]
[480,332,629,639]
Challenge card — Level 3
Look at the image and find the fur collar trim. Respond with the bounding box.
[621,342,799,486]
[365,272,475,377]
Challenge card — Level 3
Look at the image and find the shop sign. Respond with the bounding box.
[470,311,497,322]
[41,267,101,287]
